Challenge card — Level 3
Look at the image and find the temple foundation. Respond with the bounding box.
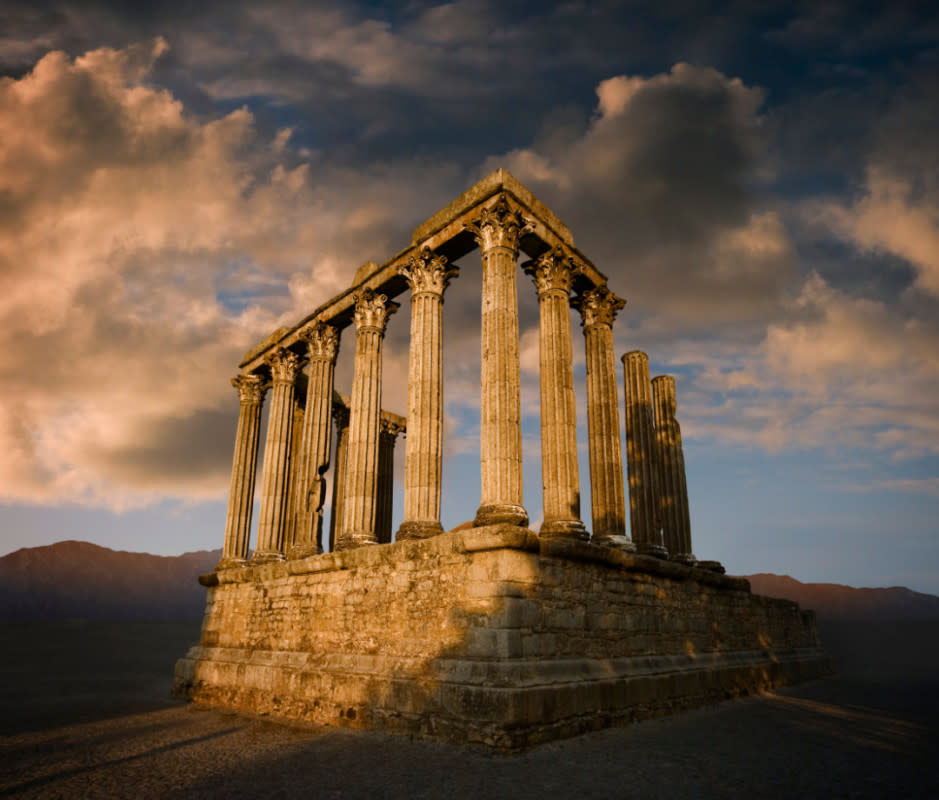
[175,528,831,752]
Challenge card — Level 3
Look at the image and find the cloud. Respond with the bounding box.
[0,40,350,508]
[804,62,939,294]
[844,478,939,496]
[483,63,798,330]
[3,37,935,516]
[681,272,939,461]
[0,37,480,510]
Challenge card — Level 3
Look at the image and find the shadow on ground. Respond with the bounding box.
[1,619,937,798]
[0,621,198,735]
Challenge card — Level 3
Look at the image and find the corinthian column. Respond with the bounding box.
[397,247,458,540]
[328,403,350,552]
[217,374,268,570]
[253,348,305,562]
[622,351,668,558]
[377,417,405,543]
[336,289,399,550]
[289,322,340,559]
[524,248,586,540]
[652,375,696,565]
[574,286,633,549]
[466,195,532,528]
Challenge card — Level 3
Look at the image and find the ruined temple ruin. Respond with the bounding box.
[175,169,831,750]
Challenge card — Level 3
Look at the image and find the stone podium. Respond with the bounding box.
[175,169,831,750]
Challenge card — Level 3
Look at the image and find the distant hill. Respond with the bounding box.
[745,573,939,621]
[0,541,220,621]
[4,541,938,622]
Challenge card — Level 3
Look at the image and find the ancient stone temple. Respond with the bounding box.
[175,169,831,751]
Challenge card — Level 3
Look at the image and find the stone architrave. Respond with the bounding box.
[328,403,350,552]
[524,248,587,540]
[465,195,532,528]
[217,374,268,570]
[336,289,399,550]
[622,351,668,559]
[397,247,458,540]
[253,348,305,562]
[376,418,405,544]
[652,375,696,565]
[289,322,340,559]
[573,286,634,549]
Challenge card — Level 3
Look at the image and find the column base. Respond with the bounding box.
[636,542,670,559]
[287,543,322,560]
[249,550,285,564]
[334,533,379,551]
[214,557,248,571]
[539,519,588,541]
[474,504,529,528]
[696,560,726,574]
[670,552,697,566]
[591,534,637,552]
[396,520,445,541]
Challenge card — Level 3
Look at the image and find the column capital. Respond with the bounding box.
[524,247,578,299]
[379,417,406,441]
[267,347,304,384]
[299,321,340,363]
[353,288,399,335]
[465,194,533,254]
[231,373,268,404]
[574,285,626,330]
[400,247,459,298]
[622,350,650,369]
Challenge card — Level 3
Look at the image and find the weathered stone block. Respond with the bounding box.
[175,528,832,751]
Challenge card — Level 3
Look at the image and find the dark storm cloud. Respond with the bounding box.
[488,65,796,329]
[82,406,238,490]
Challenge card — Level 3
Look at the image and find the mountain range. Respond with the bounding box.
[2,541,938,622]
[0,540,219,621]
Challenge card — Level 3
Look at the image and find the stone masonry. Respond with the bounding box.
[177,528,830,752]
[177,169,832,750]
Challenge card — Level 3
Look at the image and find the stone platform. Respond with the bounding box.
[173,527,832,751]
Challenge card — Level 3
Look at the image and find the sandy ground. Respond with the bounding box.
[1,619,937,799]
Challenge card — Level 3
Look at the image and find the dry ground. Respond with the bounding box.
[1,619,937,798]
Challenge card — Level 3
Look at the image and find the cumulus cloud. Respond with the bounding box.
[680,272,939,460]
[484,63,797,330]
[821,166,939,299]
[0,39,433,508]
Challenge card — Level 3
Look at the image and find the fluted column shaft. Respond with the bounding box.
[576,287,631,547]
[526,249,586,540]
[652,375,695,564]
[328,404,350,552]
[467,196,531,528]
[218,375,267,569]
[282,402,305,553]
[290,323,340,559]
[398,247,458,540]
[623,350,668,558]
[254,348,304,562]
[337,290,399,550]
[376,419,404,543]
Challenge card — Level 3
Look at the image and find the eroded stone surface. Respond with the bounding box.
[177,529,831,751]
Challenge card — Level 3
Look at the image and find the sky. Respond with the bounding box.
[1,0,937,594]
